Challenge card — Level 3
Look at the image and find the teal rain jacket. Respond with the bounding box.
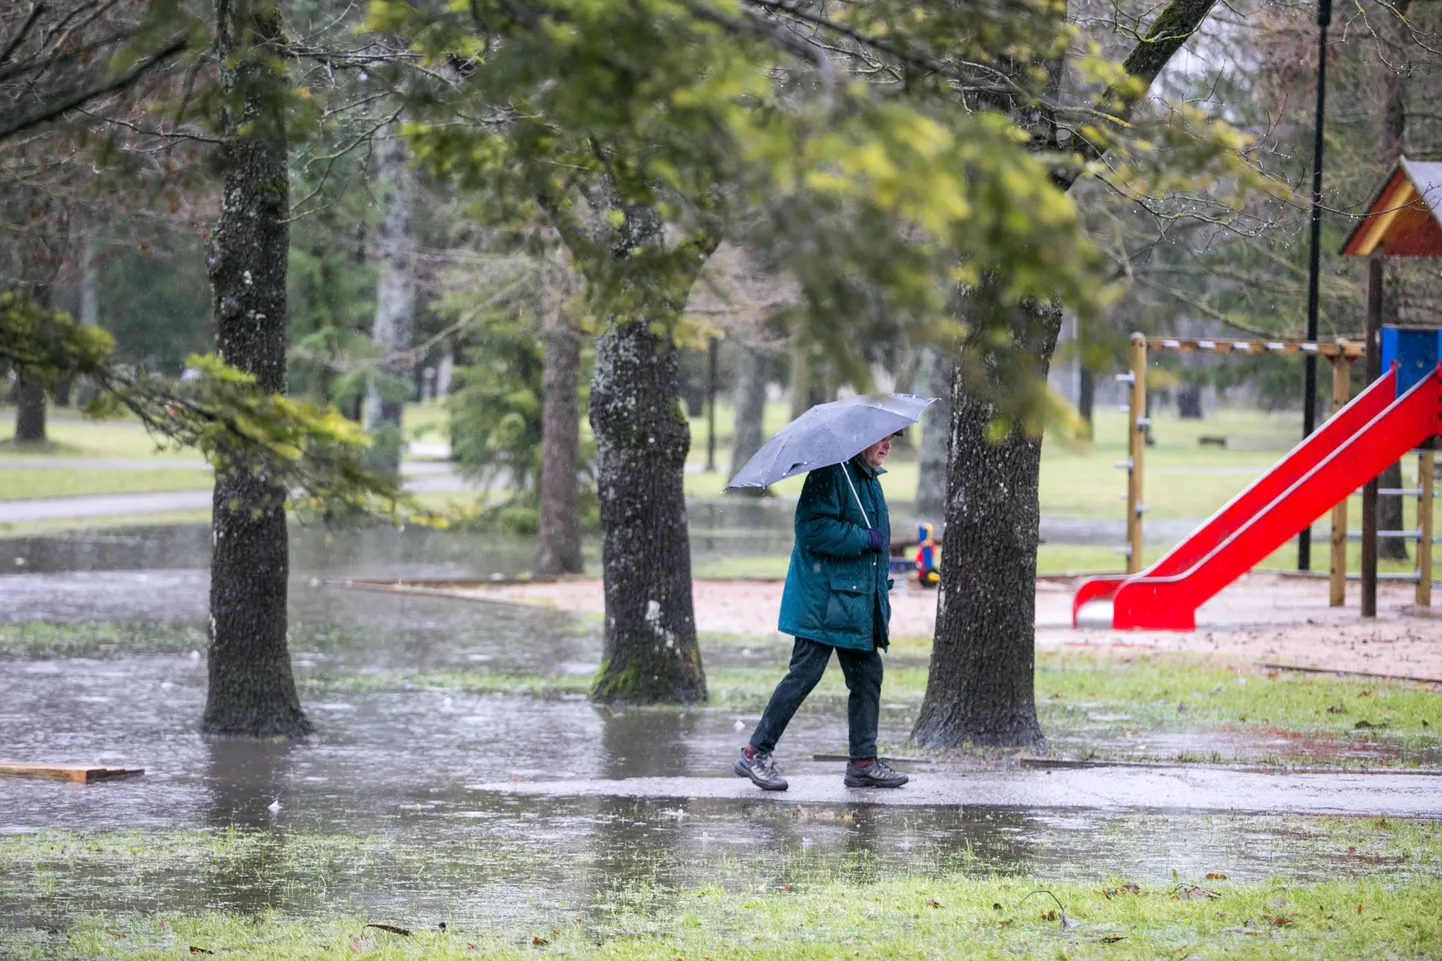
[777,456,893,651]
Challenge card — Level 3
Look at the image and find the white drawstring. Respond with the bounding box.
[841,462,872,529]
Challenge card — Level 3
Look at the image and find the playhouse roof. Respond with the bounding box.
[1340,156,1442,257]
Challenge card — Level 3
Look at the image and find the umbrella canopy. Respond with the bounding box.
[725,392,937,491]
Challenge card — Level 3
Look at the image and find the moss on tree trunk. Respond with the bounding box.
[589,317,707,705]
[912,298,1060,749]
[200,0,311,740]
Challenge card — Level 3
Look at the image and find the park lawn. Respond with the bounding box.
[689,536,1424,579]
[0,467,213,501]
[8,868,1442,960]
[688,404,1317,522]
[2,818,1439,960]
[0,410,203,461]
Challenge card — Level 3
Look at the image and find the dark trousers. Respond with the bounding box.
[748,637,883,761]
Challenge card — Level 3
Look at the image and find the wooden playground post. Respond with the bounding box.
[1126,333,1147,574]
[1420,449,1435,607]
[1329,354,1352,607]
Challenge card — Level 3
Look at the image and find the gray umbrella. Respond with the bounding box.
[725,392,936,524]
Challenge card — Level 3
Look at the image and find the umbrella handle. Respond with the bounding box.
[841,464,872,529]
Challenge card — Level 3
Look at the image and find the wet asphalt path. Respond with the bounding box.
[471,769,1442,818]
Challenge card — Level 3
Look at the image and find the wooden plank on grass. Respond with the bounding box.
[0,760,143,782]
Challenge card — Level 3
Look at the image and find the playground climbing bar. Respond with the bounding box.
[1086,325,1440,631]
[1120,334,1367,578]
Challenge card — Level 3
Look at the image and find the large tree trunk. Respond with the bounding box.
[911,0,1217,748]
[788,333,813,422]
[201,0,311,740]
[913,344,953,519]
[590,317,707,703]
[535,311,584,578]
[363,123,417,480]
[13,372,46,444]
[728,343,769,496]
[1077,366,1095,437]
[1177,382,1203,419]
[912,299,1059,749]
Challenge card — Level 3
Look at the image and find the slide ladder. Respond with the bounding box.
[1074,363,1442,630]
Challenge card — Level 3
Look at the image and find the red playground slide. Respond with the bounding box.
[1073,363,1442,631]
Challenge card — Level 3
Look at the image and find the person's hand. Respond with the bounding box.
[865,528,887,553]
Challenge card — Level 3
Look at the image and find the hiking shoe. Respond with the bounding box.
[844,759,908,788]
[734,748,788,791]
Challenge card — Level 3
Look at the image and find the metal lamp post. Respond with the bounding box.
[1298,0,1332,571]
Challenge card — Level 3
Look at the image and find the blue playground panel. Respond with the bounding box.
[1380,325,1442,398]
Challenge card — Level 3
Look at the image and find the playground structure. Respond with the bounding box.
[1074,331,1438,631]
[1075,157,1442,632]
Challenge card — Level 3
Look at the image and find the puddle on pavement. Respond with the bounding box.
[3,523,1440,935]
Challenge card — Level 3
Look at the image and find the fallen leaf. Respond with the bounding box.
[532,936,549,947]
[927,899,941,909]
[1271,917,1294,927]
[1326,703,1348,714]
[105,930,126,939]
[365,924,411,937]
[1206,873,1229,880]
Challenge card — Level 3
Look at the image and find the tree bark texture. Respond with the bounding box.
[1177,382,1203,419]
[535,312,584,578]
[201,0,311,740]
[363,124,417,479]
[912,299,1060,749]
[13,372,46,443]
[12,281,50,441]
[912,0,1220,749]
[913,344,954,519]
[728,343,769,496]
[1077,366,1095,435]
[590,318,707,703]
[788,334,814,422]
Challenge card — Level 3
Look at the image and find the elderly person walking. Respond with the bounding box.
[733,433,908,791]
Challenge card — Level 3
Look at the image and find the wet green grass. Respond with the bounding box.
[3,818,1440,959]
[0,468,212,500]
[0,621,206,659]
[1032,651,1442,740]
[8,871,1442,960]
